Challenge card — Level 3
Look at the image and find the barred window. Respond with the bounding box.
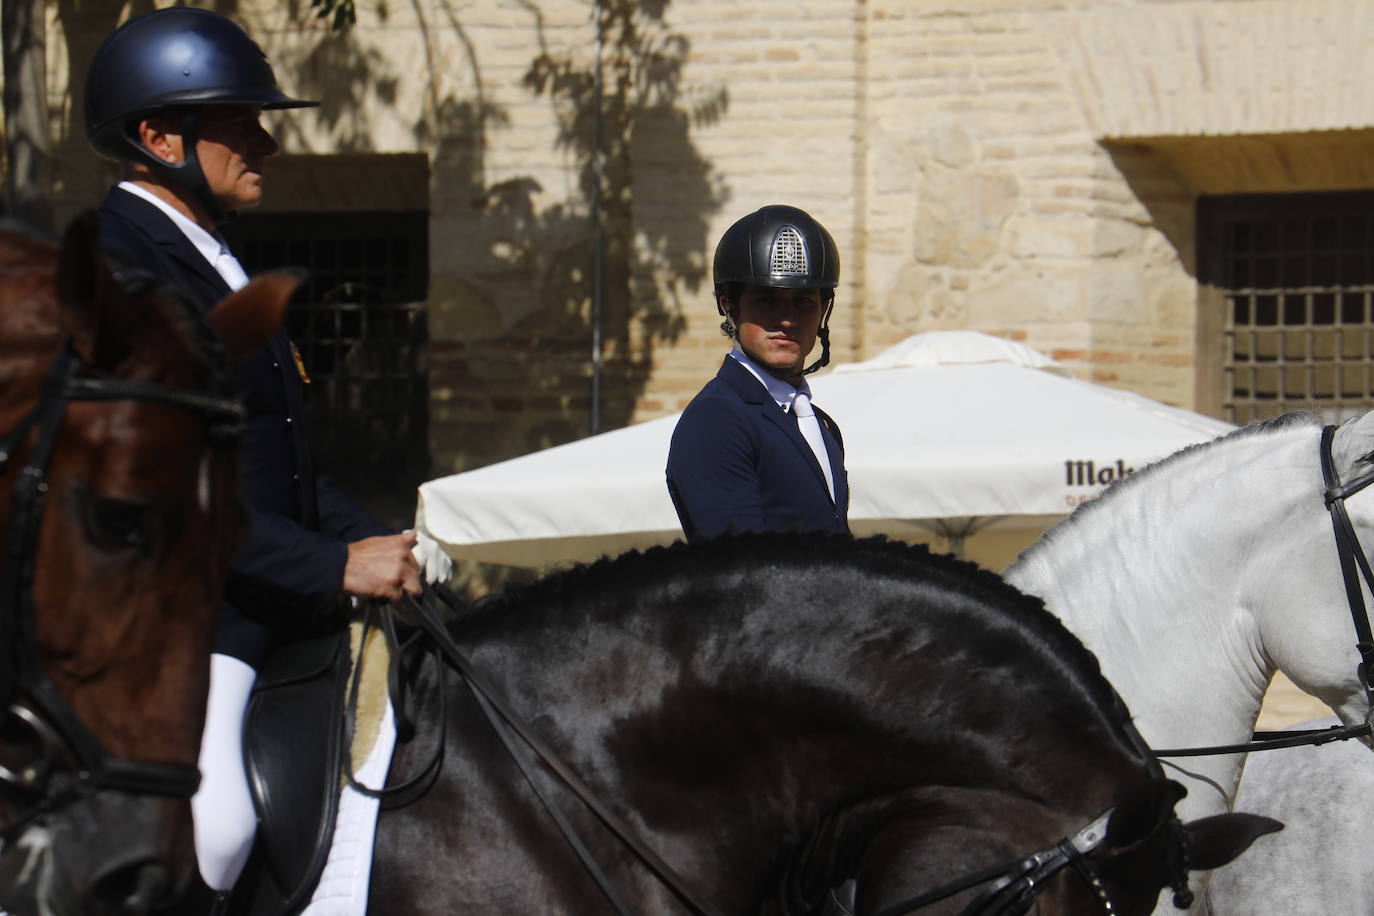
[1199,192,1374,425]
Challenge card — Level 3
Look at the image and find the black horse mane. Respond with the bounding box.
[467,531,1132,749]
[477,531,1019,615]
[1027,410,1321,556]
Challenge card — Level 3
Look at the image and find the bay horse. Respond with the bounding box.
[243,533,1273,914]
[0,216,294,916]
[1004,410,1374,913]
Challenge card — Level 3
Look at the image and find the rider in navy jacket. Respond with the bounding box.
[99,187,392,666]
[667,205,850,540]
[668,354,848,539]
[84,9,421,907]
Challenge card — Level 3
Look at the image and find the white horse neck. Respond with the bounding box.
[1005,414,1339,756]
[1007,411,1374,916]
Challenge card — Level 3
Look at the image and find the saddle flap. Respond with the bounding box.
[244,628,350,913]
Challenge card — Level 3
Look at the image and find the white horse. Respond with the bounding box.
[1206,716,1373,912]
[1004,409,1374,912]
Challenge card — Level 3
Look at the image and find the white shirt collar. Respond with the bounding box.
[728,344,812,414]
[116,181,248,291]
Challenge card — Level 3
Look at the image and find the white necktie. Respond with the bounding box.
[215,246,249,292]
[793,392,836,502]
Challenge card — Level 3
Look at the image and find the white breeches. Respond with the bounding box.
[192,653,258,892]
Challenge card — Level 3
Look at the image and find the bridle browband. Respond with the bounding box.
[1154,423,1374,758]
[374,588,1175,916]
[0,339,243,846]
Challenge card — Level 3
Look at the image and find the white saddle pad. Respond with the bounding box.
[298,689,397,915]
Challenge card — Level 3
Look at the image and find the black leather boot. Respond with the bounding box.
[167,873,229,916]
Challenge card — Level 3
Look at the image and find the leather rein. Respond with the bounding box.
[367,588,1149,916]
[1154,423,1374,758]
[858,809,1119,916]
[0,340,243,847]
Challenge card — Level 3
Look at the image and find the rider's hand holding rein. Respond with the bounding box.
[344,531,423,602]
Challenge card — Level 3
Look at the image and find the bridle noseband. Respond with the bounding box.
[0,339,243,846]
[839,809,1118,916]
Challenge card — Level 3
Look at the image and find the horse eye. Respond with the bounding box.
[82,497,162,556]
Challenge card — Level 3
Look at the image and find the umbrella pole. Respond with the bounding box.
[906,517,1005,560]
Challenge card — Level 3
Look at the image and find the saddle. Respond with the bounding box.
[237,624,356,916]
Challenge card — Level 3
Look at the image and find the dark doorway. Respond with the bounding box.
[226,211,430,529]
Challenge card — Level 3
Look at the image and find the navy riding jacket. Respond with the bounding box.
[666,355,849,540]
[98,187,391,667]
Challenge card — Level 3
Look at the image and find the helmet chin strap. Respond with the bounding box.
[134,111,231,228]
[170,112,231,227]
[799,297,835,376]
[799,326,830,376]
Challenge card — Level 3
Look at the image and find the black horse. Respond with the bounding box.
[245,533,1277,915]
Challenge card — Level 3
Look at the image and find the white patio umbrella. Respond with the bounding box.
[416,331,1234,568]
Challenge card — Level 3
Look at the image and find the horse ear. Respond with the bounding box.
[1338,409,1374,466]
[206,270,301,361]
[1181,812,1283,871]
[55,210,145,370]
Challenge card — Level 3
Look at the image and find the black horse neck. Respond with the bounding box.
[380,534,1160,913]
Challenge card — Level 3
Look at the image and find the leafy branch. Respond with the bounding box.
[309,0,356,30]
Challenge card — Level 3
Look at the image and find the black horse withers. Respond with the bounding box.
[224,531,1278,916]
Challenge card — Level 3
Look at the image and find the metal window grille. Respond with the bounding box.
[1200,192,1374,426]
[225,212,430,482]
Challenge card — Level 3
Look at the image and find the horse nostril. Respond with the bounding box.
[90,860,169,915]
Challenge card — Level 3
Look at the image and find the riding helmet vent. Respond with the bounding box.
[768,225,809,278]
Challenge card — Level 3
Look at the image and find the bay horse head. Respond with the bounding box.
[0,214,296,915]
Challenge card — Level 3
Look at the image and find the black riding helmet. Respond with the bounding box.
[713,205,840,375]
[84,7,317,225]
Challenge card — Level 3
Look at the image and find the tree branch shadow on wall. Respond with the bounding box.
[51,0,152,224]
[287,0,729,590]
[55,0,727,592]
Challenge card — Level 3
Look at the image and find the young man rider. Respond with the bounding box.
[666,204,850,540]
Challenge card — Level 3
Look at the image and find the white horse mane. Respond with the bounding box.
[1023,410,1325,560]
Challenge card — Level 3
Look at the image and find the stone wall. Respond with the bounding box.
[31,0,1374,479]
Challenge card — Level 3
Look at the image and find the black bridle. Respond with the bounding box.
[0,340,243,847]
[1154,423,1374,758]
[856,809,1119,916]
[1317,423,1374,707]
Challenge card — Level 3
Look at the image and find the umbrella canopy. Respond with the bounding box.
[417,331,1235,568]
